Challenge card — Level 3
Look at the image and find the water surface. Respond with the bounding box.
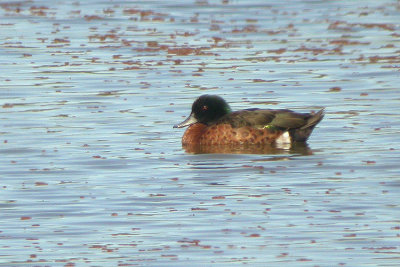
[1,0,400,266]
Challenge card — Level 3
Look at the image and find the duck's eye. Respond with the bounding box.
[202,105,208,111]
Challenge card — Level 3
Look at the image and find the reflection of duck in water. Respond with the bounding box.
[174,95,324,153]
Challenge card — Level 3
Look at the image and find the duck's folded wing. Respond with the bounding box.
[268,110,311,129]
[228,109,308,129]
[271,109,325,130]
[218,108,324,130]
[218,109,276,128]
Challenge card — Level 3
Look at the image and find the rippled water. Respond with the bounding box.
[1,0,400,266]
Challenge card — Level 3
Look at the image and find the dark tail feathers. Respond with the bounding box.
[289,108,324,142]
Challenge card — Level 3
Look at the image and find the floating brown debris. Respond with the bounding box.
[30,6,48,16]
[167,47,212,56]
[268,48,287,54]
[328,21,396,32]
[84,15,104,21]
[329,39,370,46]
[52,38,70,44]
[88,34,119,41]
[329,87,342,92]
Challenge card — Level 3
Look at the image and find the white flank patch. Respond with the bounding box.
[276,131,291,149]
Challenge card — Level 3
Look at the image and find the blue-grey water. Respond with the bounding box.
[1,0,399,266]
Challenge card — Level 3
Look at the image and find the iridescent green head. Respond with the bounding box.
[173,95,232,128]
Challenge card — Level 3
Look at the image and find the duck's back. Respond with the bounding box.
[215,108,315,129]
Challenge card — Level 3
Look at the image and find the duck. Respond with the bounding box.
[174,95,324,146]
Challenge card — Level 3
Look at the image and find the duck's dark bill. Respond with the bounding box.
[173,113,198,128]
